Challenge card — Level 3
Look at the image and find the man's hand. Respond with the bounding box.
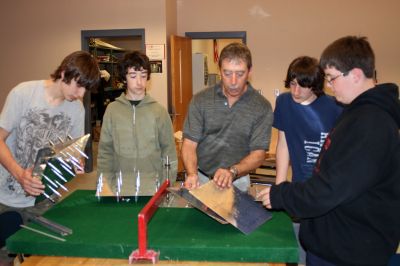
[213,168,234,190]
[184,173,200,190]
[16,167,45,196]
[75,158,85,174]
[256,186,272,209]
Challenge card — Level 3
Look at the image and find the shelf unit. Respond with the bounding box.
[89,39,126,126]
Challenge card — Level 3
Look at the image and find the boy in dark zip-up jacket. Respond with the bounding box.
[258,36,400,266]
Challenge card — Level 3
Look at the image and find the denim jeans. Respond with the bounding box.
[306,251,336,266]
[293,222,306,265]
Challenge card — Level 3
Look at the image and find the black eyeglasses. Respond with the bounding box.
[324,72,348,84]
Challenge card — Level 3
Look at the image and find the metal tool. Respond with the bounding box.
[32,134,90,203]
[96,173,103,201]
[164,155,170,183]
[116,170,123,202]
[164,156,171,203]
[30,215,73,236]
[95,156,175,200]
[20,225,66,242]
[135,171,140,203]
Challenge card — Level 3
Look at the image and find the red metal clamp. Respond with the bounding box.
[129,179,170,264]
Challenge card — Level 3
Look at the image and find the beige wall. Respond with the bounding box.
[0,0,171,109]
[165,0,178,111]
[1,0,399,112]
[177,0,400,108]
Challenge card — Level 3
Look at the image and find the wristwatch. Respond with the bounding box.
[229,166,239,180]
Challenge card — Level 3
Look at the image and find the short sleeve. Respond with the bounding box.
[0,84,26,133]
[183,97,203,143]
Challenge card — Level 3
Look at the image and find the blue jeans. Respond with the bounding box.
[306,251,336,266]
[293,222,306,265]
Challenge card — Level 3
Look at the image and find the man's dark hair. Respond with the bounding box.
[285,56,325,97]
[118,51,151,81]
[218,42,252,70]
[320,36,375,78]
[51,51,100,91]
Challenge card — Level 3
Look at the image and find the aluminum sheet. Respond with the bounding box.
[189,181,272,234]
[167,187,228,224]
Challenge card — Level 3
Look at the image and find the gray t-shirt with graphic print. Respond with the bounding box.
[0,80,84,208]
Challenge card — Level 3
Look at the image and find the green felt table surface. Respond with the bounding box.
[7,190,298,263]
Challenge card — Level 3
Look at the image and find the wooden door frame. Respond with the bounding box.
[168,31,246,118]
[169,30,246,116]
[81,29,145,172]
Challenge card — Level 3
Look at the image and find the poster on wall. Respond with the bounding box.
[146,44,165,60]
[150,60,162,73]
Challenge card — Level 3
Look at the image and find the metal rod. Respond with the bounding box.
[60,163,75,177]
[49,168,67,182]
[31,216,73,236]
[72,144,89,159]
[55,180,68,192]
[56,157,72,170]
[41,173,58,188]
[48,162,63,175]
[66,152,84,172]
[47,185,62,197]
[65,151,79,164]
[42,192,55,203]
[20,225,66,242]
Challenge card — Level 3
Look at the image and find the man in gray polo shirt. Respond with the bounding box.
[182,42,273,192]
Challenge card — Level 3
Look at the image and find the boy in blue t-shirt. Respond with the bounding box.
[273,56,342,265]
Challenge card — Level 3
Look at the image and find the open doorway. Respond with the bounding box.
[185,31,246,94]
[191,38,244,95]
[81,29,145,172]
[170,31,246,128]
[170,31,246,129]
[185,31,246,96]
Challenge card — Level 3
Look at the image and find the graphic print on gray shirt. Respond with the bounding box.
[0,80,84,207]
